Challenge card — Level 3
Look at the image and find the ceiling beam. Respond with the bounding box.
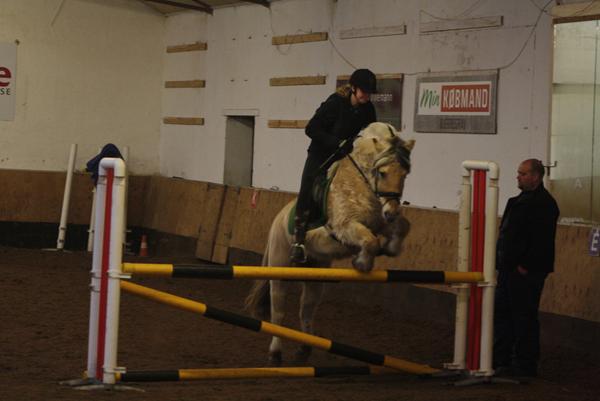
[244,0,270,7]
[191,0,214,12]
[144,0,213,14]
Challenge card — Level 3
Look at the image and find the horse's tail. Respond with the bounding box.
[244,235,272,319]
[244,280,270,320]
[245,200,293,320]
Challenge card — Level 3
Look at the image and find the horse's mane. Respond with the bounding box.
[359,123,412,168]
[393,139,412,173]
[327,123,412,178]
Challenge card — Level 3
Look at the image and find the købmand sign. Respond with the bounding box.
[0,42,17,121]
[419,82,491,115]
[414,71,498,134]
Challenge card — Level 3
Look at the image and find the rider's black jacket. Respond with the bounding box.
[305,90,376,159]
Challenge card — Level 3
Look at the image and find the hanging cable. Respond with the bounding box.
[399,0,554,76]
[327,33,357,70]
[266,0,555,75]
[496,0,553,71]
[419,0,488,22]
[51,0,66,26]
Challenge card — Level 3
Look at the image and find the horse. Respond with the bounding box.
[245,122,415,364]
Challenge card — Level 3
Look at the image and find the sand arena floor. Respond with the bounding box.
[1,246,598,401]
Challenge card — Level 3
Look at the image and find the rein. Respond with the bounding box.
[346,154,402,204]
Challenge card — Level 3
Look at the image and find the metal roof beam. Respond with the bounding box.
[191,0,214,12]
[244,0,270,8]
[144,0,213,14]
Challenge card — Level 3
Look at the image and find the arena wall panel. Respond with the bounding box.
[0,171,598,322]
[209,186,241,264]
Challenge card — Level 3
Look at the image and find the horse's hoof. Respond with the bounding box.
[355,264,373,273]
[352,256,373,272]
[380,246,400,257]
[294,345,312,363]
[376,247,391,256]
[268,351,282,366]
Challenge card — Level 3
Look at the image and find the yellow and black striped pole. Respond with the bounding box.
[116,366,395,382]
[122,263,483,284]
[120,281,441,376]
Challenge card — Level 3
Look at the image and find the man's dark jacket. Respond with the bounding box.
[496,183,560,274]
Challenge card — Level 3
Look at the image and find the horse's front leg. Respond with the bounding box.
[378,216,410,256]
[336,221,380,272]
[295,281,325,363]
[268,279,288,364]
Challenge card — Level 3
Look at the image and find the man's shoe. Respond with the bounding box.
[290,243,307,264]
[493,366,514,377]
[494,365,537,378]
[513,366,537,378]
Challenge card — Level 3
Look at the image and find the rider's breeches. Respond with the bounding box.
[296,151,330,217]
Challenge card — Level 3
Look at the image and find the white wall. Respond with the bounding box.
[162,0,555,212]
[552,21,597,180]
[0,0,164,174]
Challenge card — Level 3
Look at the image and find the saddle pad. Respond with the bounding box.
[287,175,332,235]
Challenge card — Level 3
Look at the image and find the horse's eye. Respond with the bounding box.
[378,170,386,179]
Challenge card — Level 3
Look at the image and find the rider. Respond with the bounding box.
[290,68,378,264]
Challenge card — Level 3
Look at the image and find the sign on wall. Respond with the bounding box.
[0,42,16,121]
[414,70,498,134]
[337,73,403,131]
[589,227,600,257]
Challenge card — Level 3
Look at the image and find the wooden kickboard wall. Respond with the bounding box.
[140,176,225,260]
[125,175,150,227]
[209,186,241,264]
[228,188,296,255]
[0,169,91,224]
[375,207,458,272]
[1,170,599,322]
[0,170,147,226]
[544,224,600,322]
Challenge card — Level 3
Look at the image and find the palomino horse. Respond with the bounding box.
[246,122,415,363]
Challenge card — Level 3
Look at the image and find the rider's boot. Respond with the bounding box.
[290,211,309,264]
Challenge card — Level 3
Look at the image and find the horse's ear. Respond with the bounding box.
[403,139,416,151]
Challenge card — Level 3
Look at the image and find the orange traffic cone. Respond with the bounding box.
[139,235,148,257]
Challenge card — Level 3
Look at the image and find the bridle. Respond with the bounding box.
[347,153,403,206]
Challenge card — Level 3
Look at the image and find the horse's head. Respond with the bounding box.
[354,123,415,223]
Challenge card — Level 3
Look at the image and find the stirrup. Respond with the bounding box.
[290,243,307,264]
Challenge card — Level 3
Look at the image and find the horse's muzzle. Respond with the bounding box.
[383,209,400,223]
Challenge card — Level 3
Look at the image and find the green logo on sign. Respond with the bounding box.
[420,89,439,108]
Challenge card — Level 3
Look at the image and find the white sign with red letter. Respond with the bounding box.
[414,70,498,134]
[589,227,600,257]
[417,81,492,116]
[0,42,17,121]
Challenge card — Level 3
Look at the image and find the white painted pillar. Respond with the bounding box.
[86,164,106,379]
[87,187,97,252]
[122,146,129,247]
[100,158,126,385]
[85,158,126,384]
[480,164,499,375]
[57,144,77,250]
[447,170,472,370]
[458,160,499,377]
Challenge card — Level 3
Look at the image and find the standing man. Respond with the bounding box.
[493,159,560,378]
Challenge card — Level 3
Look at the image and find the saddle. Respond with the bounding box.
[287,174,333,235]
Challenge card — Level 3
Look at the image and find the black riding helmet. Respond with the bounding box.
[349,68,377,94]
